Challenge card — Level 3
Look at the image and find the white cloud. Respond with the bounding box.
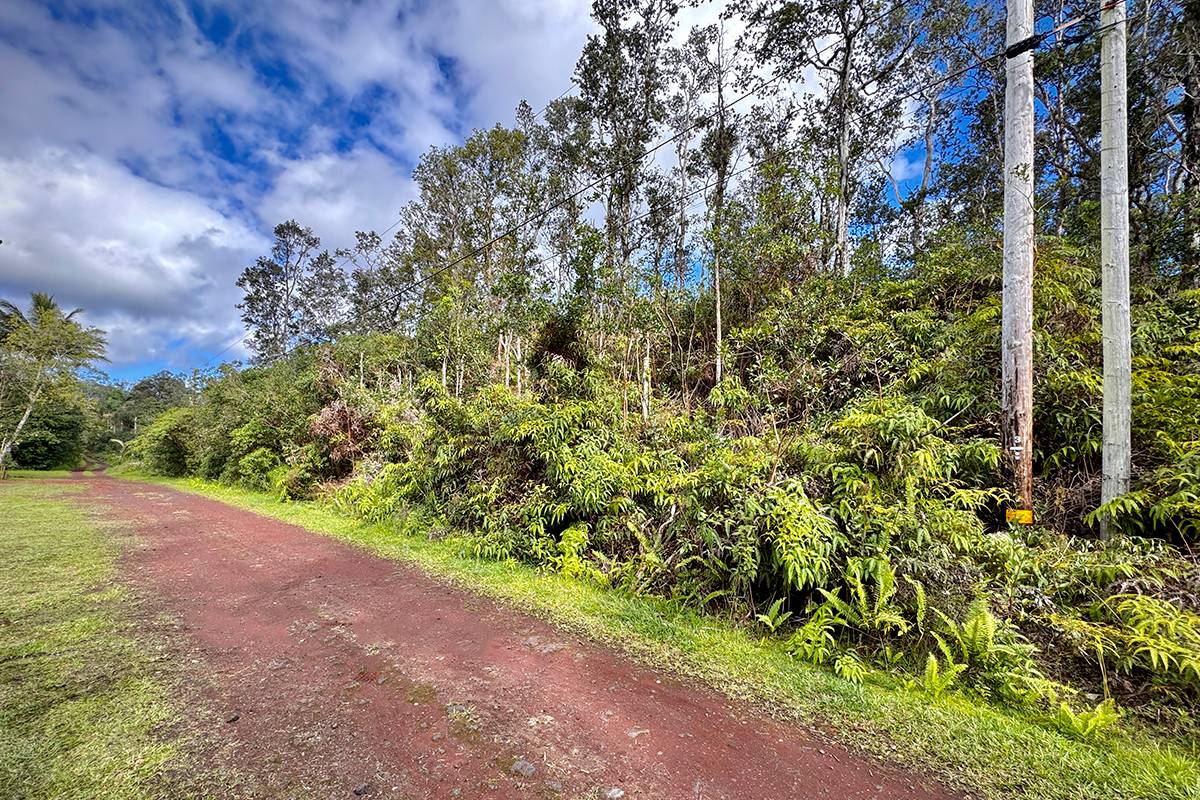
[418,0,593,126]
[257,146,418,250]
[3,0,742,376]
[0,148,266,367]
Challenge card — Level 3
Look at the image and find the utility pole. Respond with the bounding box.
[1099,0,1131,537]
[1002,0,1037,521]
[1181,0,1200,288]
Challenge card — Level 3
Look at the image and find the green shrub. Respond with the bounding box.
[126,407,195,476]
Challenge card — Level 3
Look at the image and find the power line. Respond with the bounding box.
[533,85,574,119]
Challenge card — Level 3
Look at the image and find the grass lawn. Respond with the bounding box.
[2,469,76,479]
[0,480,179,800]
[127,473,1200,800]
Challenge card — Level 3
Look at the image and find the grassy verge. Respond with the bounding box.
[0,481,179,799]
[2,469,75,479]
[125,473,1199,800]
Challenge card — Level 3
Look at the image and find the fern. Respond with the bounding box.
[789,608,836,665]
[1053,699,1121,743]
[920,652,965,698]
[834,651,868,685]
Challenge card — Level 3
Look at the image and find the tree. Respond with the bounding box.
[0,293,106,476]
[698,22,741,385]
[11,403,86,469]
[744,0,926,273]
[112,371,191,439]
[576,0,677,292]
[237,220,348,363]
[1178,0,1200,285]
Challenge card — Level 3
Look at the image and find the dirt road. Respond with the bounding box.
[77,476,960,799]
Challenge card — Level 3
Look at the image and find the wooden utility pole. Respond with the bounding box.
[1002,0,1037,520]
[1100,0,1132,537]
[1182,0,1200,288]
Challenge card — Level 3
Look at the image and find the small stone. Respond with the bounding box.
[510,759,537,778]
[432,733,444,742]
[224,712,240,724]
[352,783,371,796]
[602,788,625,800]
[451,790,462,798]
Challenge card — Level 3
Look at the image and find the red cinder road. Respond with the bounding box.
[78,476,961,800]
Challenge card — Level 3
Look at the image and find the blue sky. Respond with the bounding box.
[0,0,596,381]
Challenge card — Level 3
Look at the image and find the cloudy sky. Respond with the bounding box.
[0,0,600,380]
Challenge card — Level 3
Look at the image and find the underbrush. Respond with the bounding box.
[330,371,1200,743]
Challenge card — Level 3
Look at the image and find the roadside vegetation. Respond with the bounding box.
[116,242,1200,748]
[3,0,1198,796]
[128,474,1198,800]
[0,481,179,799]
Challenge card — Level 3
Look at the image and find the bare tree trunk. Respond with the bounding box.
[834,42,854,275]
[1100,0,1132,537]
[621,336,632,424]
[502,333,511,389]
[516,337,523,395]
[711,26,731,384]
[641,333,651,422]
[1002,0,1037,516]
[0,382,42,479]
[714,246,724,384]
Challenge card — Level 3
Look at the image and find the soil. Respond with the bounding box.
[72,476,963,800]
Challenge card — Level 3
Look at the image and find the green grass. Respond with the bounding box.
[125,473,1199,800]
[1,469,76,479]
[0,481,179,799]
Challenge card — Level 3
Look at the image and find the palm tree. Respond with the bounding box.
[0,293,106,477]
[0,292,85,336]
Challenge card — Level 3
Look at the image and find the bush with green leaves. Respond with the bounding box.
[126,237,1200,736]
[125,406,196,476]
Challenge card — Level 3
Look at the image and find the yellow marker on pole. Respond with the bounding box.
[1006,508,1034,525]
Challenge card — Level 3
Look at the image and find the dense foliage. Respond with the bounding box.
[123,236,1200,741]
[0,293,106,474]
[115,0,1199,748]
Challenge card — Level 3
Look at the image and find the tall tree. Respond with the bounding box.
[698,23,740,384]
[576,0,677,293]
[744,0,925,273]
[0,293,106,476]
[1179,0,1200,285]
[237,220,348,362]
